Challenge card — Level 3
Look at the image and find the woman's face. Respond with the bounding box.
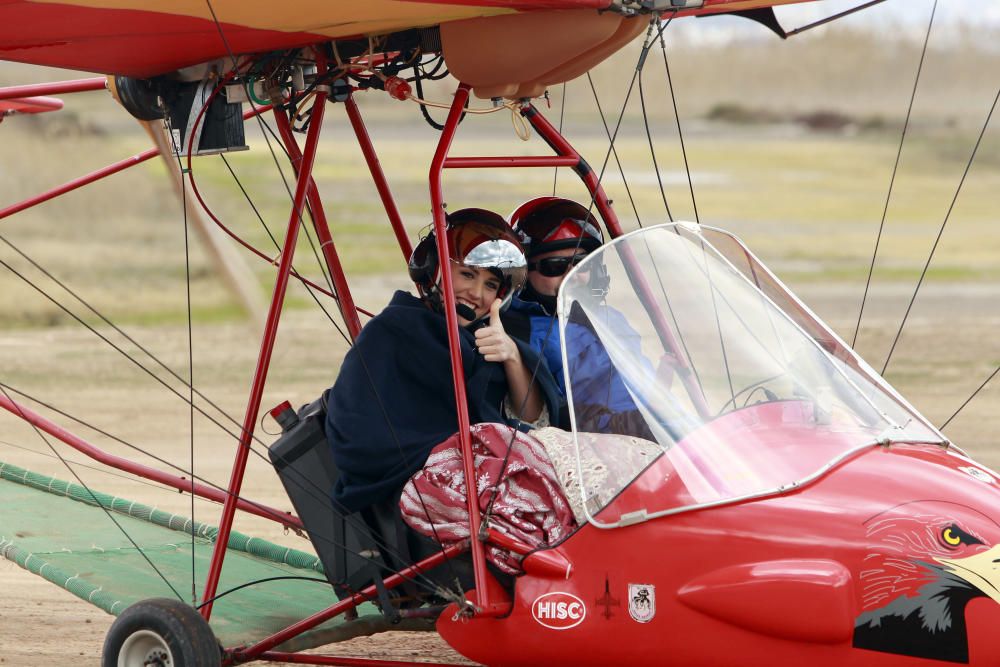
[450,262,501,325]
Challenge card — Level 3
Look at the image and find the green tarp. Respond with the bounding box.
[0,460,396,649]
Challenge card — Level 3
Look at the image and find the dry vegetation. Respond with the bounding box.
[1,20,999,664]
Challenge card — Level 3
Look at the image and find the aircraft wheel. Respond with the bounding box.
[102,598,221,667]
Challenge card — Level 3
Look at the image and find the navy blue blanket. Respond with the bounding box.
[326,291,560,513]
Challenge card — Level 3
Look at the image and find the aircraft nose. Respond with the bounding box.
[938,544,1000,606]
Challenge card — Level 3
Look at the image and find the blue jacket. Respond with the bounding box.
[325,291,561,513]
[505,295,642,430]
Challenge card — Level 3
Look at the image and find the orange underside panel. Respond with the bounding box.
[0,0,819,78]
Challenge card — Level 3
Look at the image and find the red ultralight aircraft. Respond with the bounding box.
[4,1,1000,666]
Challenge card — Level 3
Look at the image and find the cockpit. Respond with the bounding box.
[558,223,947,527]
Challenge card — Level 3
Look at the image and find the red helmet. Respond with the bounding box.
[408,208,527,314]
[510,197,604,258]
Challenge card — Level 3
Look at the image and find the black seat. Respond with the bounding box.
[267,395,470,619]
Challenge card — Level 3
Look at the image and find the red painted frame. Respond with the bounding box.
[0,77,106,101]
[0,68,660,662]
[344,96,413,262]
[0,392,300,529]
[272,106,362,340]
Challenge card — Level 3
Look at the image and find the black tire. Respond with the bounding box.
[102,598,221,667]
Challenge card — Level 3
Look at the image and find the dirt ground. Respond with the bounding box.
[0,278,997,665]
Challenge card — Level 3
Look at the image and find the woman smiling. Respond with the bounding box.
[324,208,561,514]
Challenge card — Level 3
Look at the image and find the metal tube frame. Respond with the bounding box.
[252,655,459,666]
[199,83,329,620]
[1,103,275,223]
[0,392,300,529]
[0,149,159,221]
[519,103,624,236]
[232,541,467,662]
[0,68,687,659]
[522,101,712,417]
[344,95,412,262]
[0,95,63,116]
[273,108,362,340]
[427,82,498,616]
[0,77,106,101]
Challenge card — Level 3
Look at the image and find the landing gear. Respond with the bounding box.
[101,598,221,667]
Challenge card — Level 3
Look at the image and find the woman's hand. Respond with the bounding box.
[477,299,543,422]
[475,299,521,364]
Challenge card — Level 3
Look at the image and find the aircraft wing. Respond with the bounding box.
[0,0,820,78]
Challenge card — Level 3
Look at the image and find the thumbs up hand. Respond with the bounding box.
[475,299,520,364]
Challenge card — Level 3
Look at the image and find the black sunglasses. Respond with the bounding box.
[527,254,589,277]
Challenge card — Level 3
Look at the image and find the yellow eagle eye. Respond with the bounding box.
[943,527,962,546]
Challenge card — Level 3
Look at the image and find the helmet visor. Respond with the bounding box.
[463,238,528,297]
[464,237,526,272]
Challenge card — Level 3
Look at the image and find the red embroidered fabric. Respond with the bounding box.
[400,423,577,574]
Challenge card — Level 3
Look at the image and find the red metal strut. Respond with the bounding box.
[0,392,301,530]
[0,77,106,101]
[199,79,330,621]
[427,82,501,616]
[344,95,412,262]
[0,103,276,222]
[273,109,363,341]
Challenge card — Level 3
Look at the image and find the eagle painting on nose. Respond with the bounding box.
[853,501,1000,663]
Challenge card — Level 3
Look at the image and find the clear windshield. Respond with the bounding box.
[558,223,945,528]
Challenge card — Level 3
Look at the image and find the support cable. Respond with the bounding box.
[650,18,713,402]
[0,251,377,548]
[0,254,249,444]
[881,80,1000,375]
[701,239,737,404]
[0,233,311,448]
[940,365,1000,430]
[639,67,673,222]
[183,79,347,336]
[217,153,353,348]
[0,251,389,577]
[785,0,889,38]
[248,112,341,300]
[658,23,698,223]
[0,380,449,598]
[853,0,938,348]
[203,0,349,335]
[219,153,282,249]
[166,118,200,604]
[0,383,185,602]
[586,71,643,226]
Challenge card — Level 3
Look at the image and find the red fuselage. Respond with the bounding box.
[440,403,1000,666]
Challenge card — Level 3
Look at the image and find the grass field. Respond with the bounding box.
[1,20,999,664]
[2,19,999,499]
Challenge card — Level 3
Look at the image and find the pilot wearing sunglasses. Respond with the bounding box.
[506,199,689,440]
[505,198,629,430]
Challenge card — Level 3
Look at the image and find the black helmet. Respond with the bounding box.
[408,208,527,318]
[511,197,609,298]
[510,197,604,258]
